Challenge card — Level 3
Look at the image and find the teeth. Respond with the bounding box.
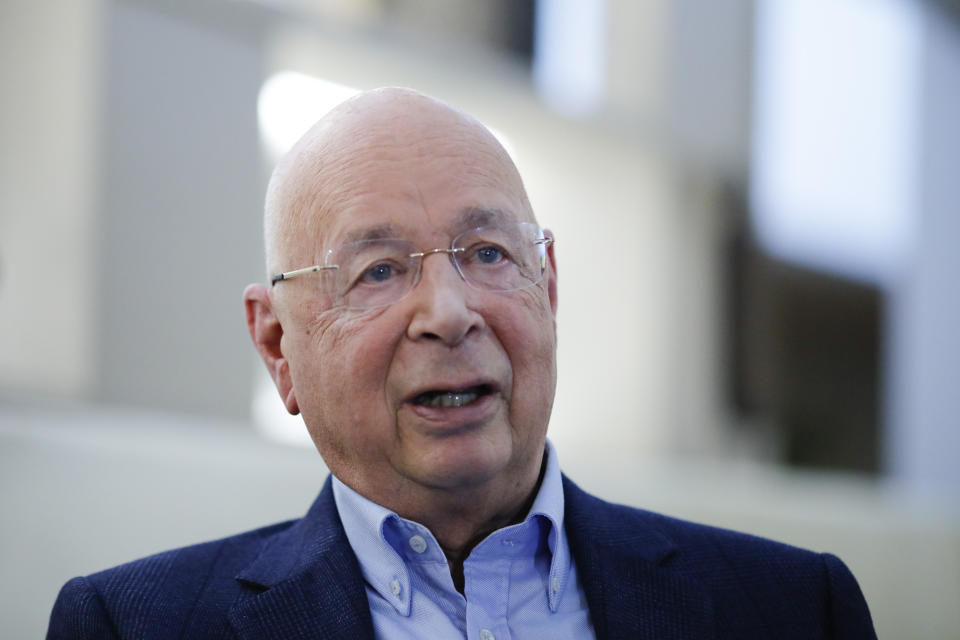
[426,391,479,408]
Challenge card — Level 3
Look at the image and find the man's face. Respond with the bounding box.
[274,126,558,503]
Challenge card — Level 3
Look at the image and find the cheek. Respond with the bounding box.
[290,313,399,465]
[494,290,558,400]
[308,311,401,416]
[502,288,556,351]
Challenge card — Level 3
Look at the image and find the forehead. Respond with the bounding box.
[305,150,531,252]
[274,93,535,263]
[335,207,518,245]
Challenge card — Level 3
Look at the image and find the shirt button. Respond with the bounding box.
[409,534,427,553]
[552,576,562,593]
[479,629,495,640]
[390,579,401,597]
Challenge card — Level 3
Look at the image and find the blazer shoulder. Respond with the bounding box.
[89,518,298,589]
[48,519,298,640]
[47,575,118,640]
[564,474,832,563]
[562,475,876,638]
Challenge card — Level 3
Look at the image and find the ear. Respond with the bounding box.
[243,283,299,415]
[544,229,558,317]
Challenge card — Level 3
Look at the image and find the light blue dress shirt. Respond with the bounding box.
[332,441,595,640]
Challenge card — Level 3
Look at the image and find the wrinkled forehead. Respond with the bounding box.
[268,90,535,268]
[330,206,522,247]
[295,148,532,259]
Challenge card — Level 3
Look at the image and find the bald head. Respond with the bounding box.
[245,87,559,532]
[263,88,532,278]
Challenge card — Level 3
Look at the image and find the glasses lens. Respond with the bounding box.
[453,222,547,292]
[326,239,418,309]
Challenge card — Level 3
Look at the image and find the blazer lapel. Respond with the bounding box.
[227,474,716,639]
[227,479,376,640]
[227,547,372,640]
[563,476,716,640]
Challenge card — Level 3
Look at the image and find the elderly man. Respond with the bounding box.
[48,88,876,639]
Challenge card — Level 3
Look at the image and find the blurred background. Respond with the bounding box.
[2,0,958,637]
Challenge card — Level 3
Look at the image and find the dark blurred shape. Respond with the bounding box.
[497,0,535,58]
[381,0,535,59]
[928,0,960,26]
[728,216,882,474]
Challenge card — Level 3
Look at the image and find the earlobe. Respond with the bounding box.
[243,284,300,415]
[274,358,300,415]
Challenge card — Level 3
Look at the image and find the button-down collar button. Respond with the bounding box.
[390,579,401,597]
[479,629,495,640]
[409,534,427,554]
[552,576,562,593]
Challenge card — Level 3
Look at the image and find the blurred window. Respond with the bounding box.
[750,0,921,286]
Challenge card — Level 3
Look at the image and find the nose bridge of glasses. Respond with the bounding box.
[409,246,467,287]
[409,247,464,259]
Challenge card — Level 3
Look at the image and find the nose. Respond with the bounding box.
[405,251,485,346]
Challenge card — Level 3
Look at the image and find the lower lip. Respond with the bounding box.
[403,392,500,429]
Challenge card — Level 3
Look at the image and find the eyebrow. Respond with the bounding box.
[334,207,514,246]
[456,206,511,229]
[338,224,402,245]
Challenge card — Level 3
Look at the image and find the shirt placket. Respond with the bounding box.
[463,524,543,640]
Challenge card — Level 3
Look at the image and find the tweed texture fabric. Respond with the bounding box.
[48,476,876,639]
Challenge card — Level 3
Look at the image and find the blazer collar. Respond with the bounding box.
[226,473,716,640]
[562,475,716,640]
[228,477,375,640]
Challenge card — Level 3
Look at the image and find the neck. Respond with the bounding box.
[335,448,550,592]
[379,455,548,593]
[422,465,545,593]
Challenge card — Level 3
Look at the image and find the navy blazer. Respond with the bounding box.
[48,476,876,639]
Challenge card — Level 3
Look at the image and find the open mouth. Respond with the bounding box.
[410,384,495,409]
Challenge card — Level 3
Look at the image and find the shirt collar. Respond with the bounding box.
[526,439,571,611]
[331,439,570,614]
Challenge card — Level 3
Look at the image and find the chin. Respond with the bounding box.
[407,436,512,490]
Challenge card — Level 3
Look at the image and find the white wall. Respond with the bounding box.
[96,0,265,418]
[0,0,101,397]
[887,6,960,498]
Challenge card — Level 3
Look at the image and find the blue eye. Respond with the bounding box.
[363,263,395,282]
[476,245,503,264]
